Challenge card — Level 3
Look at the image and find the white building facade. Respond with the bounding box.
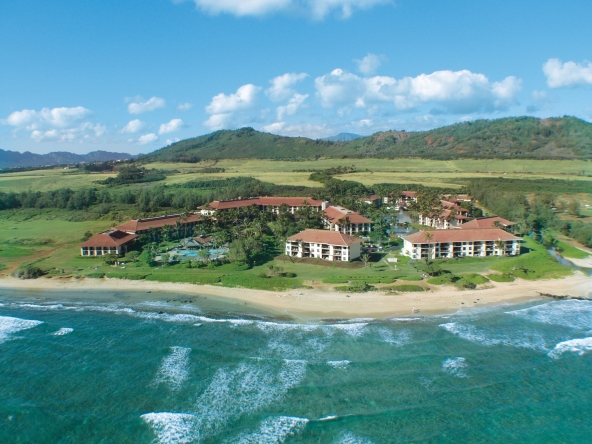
[286,229,362,262]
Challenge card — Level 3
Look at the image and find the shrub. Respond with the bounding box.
[323,276,350,284]
[12,266,44,279]
[461,273,490,285]
[106,272,150,280]
[427,274,458,285]
[334,282,374,292]
[86,272,106,278]
[487,273,516,283]
[397,275,423,281]
[455,278,476,290]
[144,273,222,285]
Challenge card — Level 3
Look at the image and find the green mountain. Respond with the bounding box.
[0,149,135,169]
[142,116,592,162]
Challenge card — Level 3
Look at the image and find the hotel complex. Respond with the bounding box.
[285,229,363,262]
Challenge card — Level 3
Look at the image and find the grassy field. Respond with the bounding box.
[1,158,590,193]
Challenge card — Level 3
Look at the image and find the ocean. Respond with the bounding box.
[1,288,591,443]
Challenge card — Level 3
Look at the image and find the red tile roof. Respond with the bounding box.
[287,229,363,246]
[114,213,201,233]
[79,230,137,247]
[201,196,324,210]
[461,216,516,229]
[402,228,521,244]
[323,206,373,225]
[194,236,212,244]
[401,191,417,198]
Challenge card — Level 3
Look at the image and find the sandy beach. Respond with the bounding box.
[1,272,590,319]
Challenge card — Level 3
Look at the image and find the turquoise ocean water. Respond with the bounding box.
[1,288,592,443]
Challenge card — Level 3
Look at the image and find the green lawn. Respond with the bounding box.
[556,240,590,259]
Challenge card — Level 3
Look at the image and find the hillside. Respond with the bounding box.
[0,149,135,169]
[141,116,592,162]
[321,132,362,142]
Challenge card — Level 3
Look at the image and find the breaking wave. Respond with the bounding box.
[442,357,468,378]
[232,416,308,443]
[327,360,350,369]
[0,315,43,344]
[51,327,73,336]
[440,322,548,352]
[548,337,592,359]
[154,347,192,391]
[508,300,592,331]
[337,431,374,443]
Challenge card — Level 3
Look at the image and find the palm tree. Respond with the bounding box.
[361,253,371,268]
[494,239,505,256]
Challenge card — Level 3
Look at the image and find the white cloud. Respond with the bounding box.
[262,121,334,138]
[120,119,145,134]
[206,84,261,114]
[543,58,592,88]
[127,96,166,114]
[203,113,233,131]
[266,72,308,102]
[314,68,521,113]
[165,137,181,145]
[138,133,159,145]
[2,106,107,143]
[182,0,389,18]
[158,118,185,135]
[354,53,384,75]
[276,93,308,120]
[177,102,193,111]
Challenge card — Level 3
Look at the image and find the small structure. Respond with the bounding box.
[323,205,373,234]
[179,238,202,250]
[114,213,201,236]
[461,216,516,231]
[401,228,521,259]
[79,230,137,256]
[194,235,213,247]
[383,191,417,207]
[286,229,363,262]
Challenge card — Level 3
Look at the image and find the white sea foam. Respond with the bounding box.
[232,416,309,443]
[0,315,43,344]
[190,359,307,439]
[318,415,338,421]
[508,300,592,331]
[440,322,548,352]
[323,323,368,338]
[155,347,192,390]
[337,431,374,443]
[51,327,73,336]
[377,328,411,346]
[548,337,592,359]
[327,360,350,369]
[141,412,198,444]
[442,357,468,378]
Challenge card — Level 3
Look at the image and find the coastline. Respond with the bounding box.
[1,272,590,319]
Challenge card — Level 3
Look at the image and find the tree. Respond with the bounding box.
[418,258,442,277]
[198,249,211,263]
[102,254,119,265]
[568,200,581,217]
[228,239,249,264]
[494,239,506,256]
[81,231,93,241]
[361,253,371,268]
[159,253,169,267]
[124,250,140,262]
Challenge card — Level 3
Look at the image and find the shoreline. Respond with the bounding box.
[1,273,591,319]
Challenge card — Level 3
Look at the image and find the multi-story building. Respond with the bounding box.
[113,213,201,236]
[418,200,469,229]
[401,228,521,259]
[198,197,329,216]
[322,205,373,234]
[285,229,363,262]
[461,216,516,232]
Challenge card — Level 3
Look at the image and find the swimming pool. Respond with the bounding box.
[169,248,229,260]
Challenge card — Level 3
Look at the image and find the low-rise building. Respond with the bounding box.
[383,191,417,207]
[461,216,516,231]
[357,194,381,206]
[198,197,329,216]
[323,205,373,234]
[79,230,137,256]
[401,228,521,259]
[113,213,201,236]
[286,229,363,262]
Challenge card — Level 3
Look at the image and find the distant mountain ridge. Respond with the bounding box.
[321,132,362,142]
[0,149,135,169]
[142,117,592,162]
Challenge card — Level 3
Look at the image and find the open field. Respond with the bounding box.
[1,158,590,193]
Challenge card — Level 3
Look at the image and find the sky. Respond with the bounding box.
[1,0,592,155]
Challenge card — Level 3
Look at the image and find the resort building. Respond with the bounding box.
[113,213,201,236]
[401,228,521,259]
[418,200,469,229]
[198,197,329,216]
[286,229,363,262]
[323,205,373,234]
[383,191,418,207]
[79,230,137,256]
[461,216,516,232]
[357,194,381,206]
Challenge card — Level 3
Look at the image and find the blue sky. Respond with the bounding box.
[1,0,592,154]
